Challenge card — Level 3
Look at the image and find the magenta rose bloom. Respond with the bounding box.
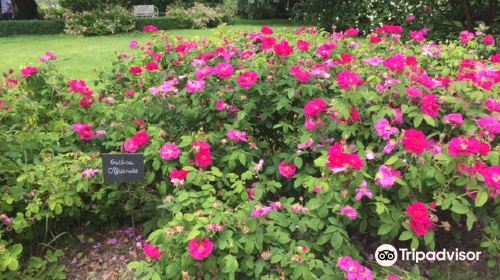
[278,161,297,179]
[188,238,214,261]
[237,71,259,89]
[402,129,428,155]
[195,149,212,168]
[406,202,432,237]
[72,123,94,141]
[143,243,162,260]
[160,143,181,161]
[169,169,189,187]
[304,98,327,118]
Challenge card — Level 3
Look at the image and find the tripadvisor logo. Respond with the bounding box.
[375,244,398,266]
[375,244,482,267]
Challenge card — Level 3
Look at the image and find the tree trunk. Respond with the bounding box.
[486,0,497,25]
[13,0,39,20]
[460,0,473,29]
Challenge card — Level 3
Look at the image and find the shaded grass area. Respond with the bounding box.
[0,19,298,81]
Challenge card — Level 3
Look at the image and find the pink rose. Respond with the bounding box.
[188,238,214,261]
[237,71,259,89]
[160,144,181,161]
[72,123,94,141]
[143,243,162,260]
[169,169,189,187]
[304,98,327,118]
[278,161,297,179]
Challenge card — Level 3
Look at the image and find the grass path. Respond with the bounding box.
[0,19,296,80]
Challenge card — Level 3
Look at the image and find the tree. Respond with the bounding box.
[13,0,39,19]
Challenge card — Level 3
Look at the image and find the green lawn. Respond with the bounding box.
[0,19,296,81]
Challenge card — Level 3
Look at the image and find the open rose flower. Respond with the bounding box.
[21,66,38,78]
[375,118,398,140]
[227,129,247,142]
[160,143,181,161]
[375,165,402,188]
[143,243,162,260]
[169,169,189,187]
[278,161,297,179]
[336,70,363,90]
[188,238,214,261]
[406,202,432,237]
[237,71,259,89]
[340,206,358,220]
[195,149,212,168]
[402,129,428,155]
[143,25,158,33]
[72,123,94,141]
[186,80,205,94]
[336,256,373,280]
[304,98,327,118]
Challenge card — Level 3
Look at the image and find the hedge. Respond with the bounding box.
[135,16,192,30]
[0,17,192,37]
[0,20,65,37]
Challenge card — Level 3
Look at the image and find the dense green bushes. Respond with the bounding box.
[237,0,292,19]
[165,1,235,29]
[135,16,191,30]
[0,14,224,37]
[63,5,136,36]
[0,20,64,37]
[290,0,498,39]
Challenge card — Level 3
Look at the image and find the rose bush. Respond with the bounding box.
[0,22,499,279]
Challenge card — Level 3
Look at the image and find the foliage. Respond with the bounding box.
[58,0,226,13]
[165,1,234,29]
[236,0,292,19]
[290,0,499,40]
[63,5,136,36]
[1,21,499,279]
[0,20,65,37]
[135,16,192,31]
[38,7,66,20]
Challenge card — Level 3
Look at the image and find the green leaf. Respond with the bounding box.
[375,202,387,214]
[411,237,419,249]
[184,213,194,222]
[314,156,327,167]
[293,157,303,169]
[397,184,409,199]
[307,198,323,210]
[423,115,436,127]
[378,224,392,235]
[270,254,283,264]
[474,190,488,207]
[434,153,451,162]
[254,259,264,277]
[187,229,200,239]
[10,244,23,257]
[399,230,413,241]
[222,255,239,273]
[211,167,223,177]
[413,115,423,127]
[7,258,19,271]
[385,156,399,165]
[451,200,469,214]
[466,212,477,231]
[238,153,246,166]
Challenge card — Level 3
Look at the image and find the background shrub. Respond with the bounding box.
[135,16,191,30]
[63,5,136,36]
[165,1,234,29]
[0,20,64,37]
[236,0,292,19]
[289,0,498,40]
[59,0,226,13]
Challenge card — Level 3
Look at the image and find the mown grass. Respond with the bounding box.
[0,19,296,81]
